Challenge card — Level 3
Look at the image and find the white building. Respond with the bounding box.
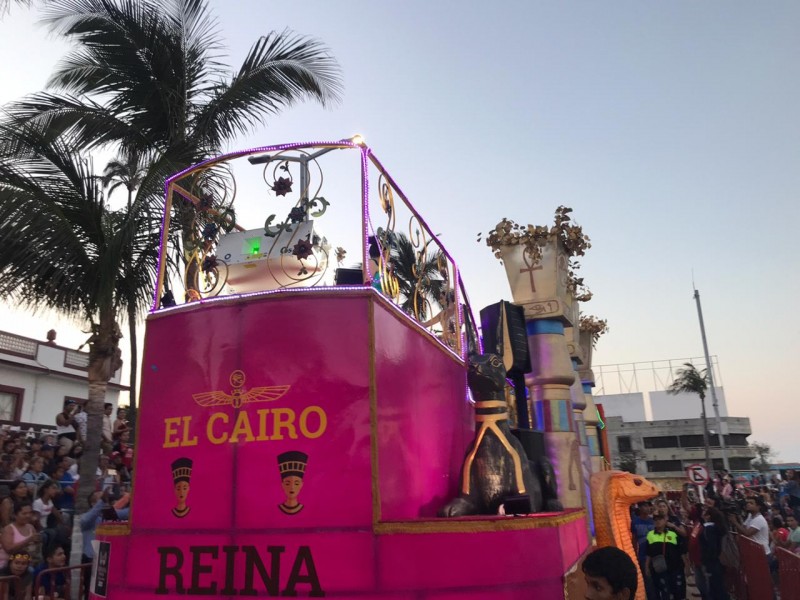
[0,328,126,431]
[593,357,754,488]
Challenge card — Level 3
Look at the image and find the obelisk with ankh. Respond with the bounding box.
[485,207,591,510]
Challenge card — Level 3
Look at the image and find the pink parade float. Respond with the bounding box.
[90,138,619,599]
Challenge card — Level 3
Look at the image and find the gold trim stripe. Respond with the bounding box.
[474,400,507,409]
[96,523,132,537]
[374,509,586,535]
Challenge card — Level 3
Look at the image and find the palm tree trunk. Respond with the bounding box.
[127,302,137,411]
[700,393,712,477]
[76,309,122,513]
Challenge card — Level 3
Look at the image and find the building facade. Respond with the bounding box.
[0,329,126,430]
[593,358,756,489]
[603,415,756,489]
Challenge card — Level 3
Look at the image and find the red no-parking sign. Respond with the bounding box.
[686,463,709,485]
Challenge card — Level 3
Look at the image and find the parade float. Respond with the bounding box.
[90,138,631,599]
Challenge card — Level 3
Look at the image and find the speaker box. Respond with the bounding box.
[480,301,530,376]
[334,268,363,285]
[511,428,546,460]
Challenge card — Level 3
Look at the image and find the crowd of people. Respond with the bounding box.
[0,399,133,597]
[630,469,800,600]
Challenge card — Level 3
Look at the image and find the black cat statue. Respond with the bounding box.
[440,353,562,517]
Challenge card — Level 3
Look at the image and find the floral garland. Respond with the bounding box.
[579,315,609,346]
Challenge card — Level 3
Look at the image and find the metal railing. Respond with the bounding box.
[725,533,776,600]
[777,547,800,600]
[33,563,92,600]
[0,574,23,599]
[0,332,36,358]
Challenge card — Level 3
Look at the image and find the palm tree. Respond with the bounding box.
[668,362,712,475]
[388,232,447,321]
[0,125,160,511]
[102,149,149,420]
[0,0,342,507]
[6,0,343,292]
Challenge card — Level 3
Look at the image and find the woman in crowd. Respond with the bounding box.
[699,506,729,600]
[0,551,33,600]
[0,501,41,570]
[0,480,30,528]
[113,406,130,440]
[32,480,61,531]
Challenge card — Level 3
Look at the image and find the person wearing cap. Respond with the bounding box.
[645,513,684,600]
[171,458,193,518]
[277,451,308,515]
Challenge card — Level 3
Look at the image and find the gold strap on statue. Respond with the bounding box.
[475,412,509,421]
[474,400,506,409]
[461,416,526,496]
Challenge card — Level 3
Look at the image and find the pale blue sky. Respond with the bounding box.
[1,2,798,460]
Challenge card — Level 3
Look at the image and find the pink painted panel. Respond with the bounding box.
[427,582,565,600]
[135,295,374,535]
[376,526,566,590]
[372,303,471,520]
[123,533,234,594]
[235,297,373,529]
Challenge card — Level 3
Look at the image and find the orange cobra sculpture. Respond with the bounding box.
[590,470,659,600]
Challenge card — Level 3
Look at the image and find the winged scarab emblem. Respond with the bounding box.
[192,370,290,409]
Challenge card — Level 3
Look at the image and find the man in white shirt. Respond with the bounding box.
[729,497,771,556]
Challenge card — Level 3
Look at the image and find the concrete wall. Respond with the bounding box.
[650,387,727,421]
[594,392,646,421]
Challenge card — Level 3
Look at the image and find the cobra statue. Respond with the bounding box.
[590,470,658,600]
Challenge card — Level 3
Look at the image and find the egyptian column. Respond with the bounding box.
[566,312,592,511]
[579,322,604,473]
[497,236,583,509]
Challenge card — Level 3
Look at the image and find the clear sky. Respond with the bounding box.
[1,1,798,461]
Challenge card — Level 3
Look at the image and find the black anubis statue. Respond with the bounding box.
[440,354,563,517]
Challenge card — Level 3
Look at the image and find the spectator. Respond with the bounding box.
[96,454,120,494]
[699,507,729,600]
[0,454,13,480]
[54,458,77,530]
[80,491,129,566]
[0,501,41,570]
[72,403,87,451]
[728,496,771,558]
[645,513,685,600]
[0,551,33,600]
[21,456,48,496]
[102,403,114,452]
[779,513,800,553]
[56,399,79,452]
[630,502,656,598]
[40,442,58,475]
[113,407,130,440]
[687,506,709,599]
[784,469,800,518]
[10,449,26,479]
[582,545,637,600]
[32,480,61,531]
[114,430,134,471]
[34,544,68,598]
[0,480,30,528]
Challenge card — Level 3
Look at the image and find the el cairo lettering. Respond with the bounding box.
[156,545,324,597]
[163,370,327,448]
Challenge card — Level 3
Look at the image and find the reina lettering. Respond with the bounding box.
[163,406,327,448]
[156,545,324,597]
